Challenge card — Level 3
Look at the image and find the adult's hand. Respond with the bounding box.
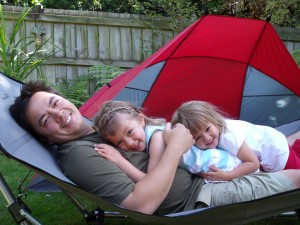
[163,122,194,155]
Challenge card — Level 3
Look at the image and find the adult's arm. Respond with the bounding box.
[121,123,194,214]
[147,130,166,172]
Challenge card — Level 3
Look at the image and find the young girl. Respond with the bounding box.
[93,100,256,183]
[171,100,300,182]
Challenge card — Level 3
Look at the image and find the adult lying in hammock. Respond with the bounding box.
[9,80,300,215]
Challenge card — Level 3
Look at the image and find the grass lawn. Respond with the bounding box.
[1,154,299,225]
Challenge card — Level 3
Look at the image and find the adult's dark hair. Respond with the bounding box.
[9,80,60,141]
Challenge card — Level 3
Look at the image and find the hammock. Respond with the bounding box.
[1,72,300,225]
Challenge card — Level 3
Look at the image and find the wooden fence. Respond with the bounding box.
[1,5,300,85]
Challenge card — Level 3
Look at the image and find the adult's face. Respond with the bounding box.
[26,91,90,144]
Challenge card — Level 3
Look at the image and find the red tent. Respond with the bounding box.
[80,15,300,128]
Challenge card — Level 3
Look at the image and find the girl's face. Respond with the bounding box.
[193,122,220,149]
[106,113,146,151]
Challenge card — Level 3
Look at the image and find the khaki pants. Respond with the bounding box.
[196,172,296,207]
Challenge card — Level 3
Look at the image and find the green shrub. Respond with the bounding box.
[2,1,299,28]
[0,4,59,81]
[55,64,125,108]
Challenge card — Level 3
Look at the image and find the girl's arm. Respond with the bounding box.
[202,141,259,181]
[147,130,166,172]
[94,143,146,182]
[121,123,194,214]
[231,141,260,177]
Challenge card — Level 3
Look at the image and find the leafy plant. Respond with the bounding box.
[42,0,101,11]
[0,4,58,81]
[56,64,125,108]
[264,0,300,28]
[55,75,91,108]
[88,64,126,90]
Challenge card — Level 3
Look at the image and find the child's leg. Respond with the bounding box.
[286,131,300,146]
[291,139,300,153]
[284,143,300,169]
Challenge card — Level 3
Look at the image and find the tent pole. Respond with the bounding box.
[0,171,42,225]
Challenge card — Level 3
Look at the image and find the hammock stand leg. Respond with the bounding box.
[0,170,128,225]
[0,171,42,225]
[62,189,128,225]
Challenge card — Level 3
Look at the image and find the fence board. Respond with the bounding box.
[66,65,77,82]
[153,30,164,52]
[5,20,14,42]
[44,64,56,84]
[110,27,122,61]
[53,23,64,57]
[76,24,88,59]
[120,27,132,61]
[142,29,153,59]
[65,23,77,58]
[55,65,67,84]
[25,20,35,53]
[98,26,110,60]
[77,66,88,76]
[163,31,174,45]
[87,25,99,59]
[40,21,54,56]
[132,28,142,62]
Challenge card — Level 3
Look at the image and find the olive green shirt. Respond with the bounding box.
[58,132,204,215]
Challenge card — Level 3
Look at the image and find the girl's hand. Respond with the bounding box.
[94,143,124,165]
[200,165,232,181]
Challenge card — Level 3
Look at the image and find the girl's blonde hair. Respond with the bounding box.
[93,100,166,137]
[171,100,228,136]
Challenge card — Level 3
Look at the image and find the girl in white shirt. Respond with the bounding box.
[171,100,300,182]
